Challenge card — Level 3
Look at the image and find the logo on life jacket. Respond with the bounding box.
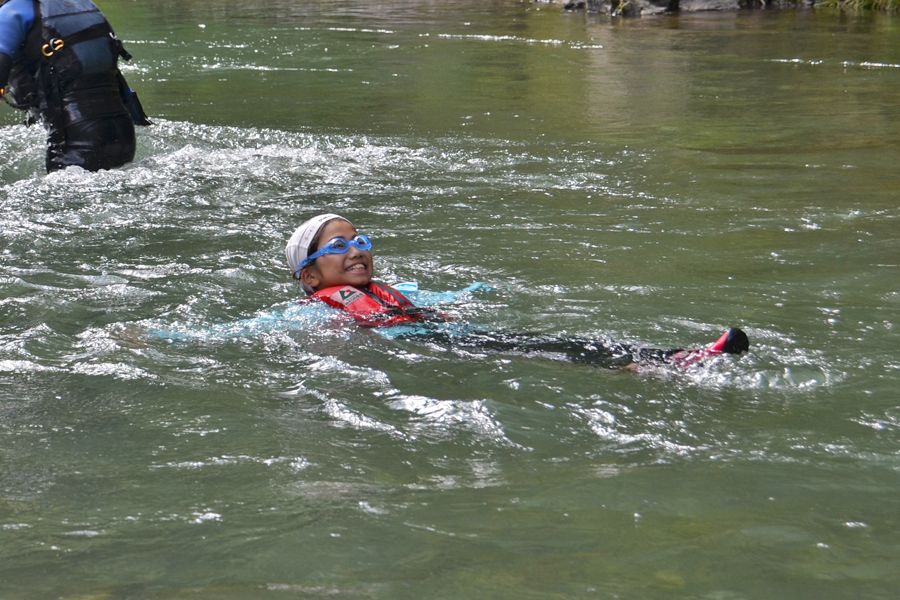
[331,288,363,306]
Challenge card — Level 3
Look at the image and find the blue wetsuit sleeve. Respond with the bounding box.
[0,0,34,87]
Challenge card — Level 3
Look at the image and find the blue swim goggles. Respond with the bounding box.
[298,234,373,272]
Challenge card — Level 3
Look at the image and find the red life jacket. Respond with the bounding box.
[310,282,424,327]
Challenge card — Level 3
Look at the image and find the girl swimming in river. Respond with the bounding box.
[285,213,749,370]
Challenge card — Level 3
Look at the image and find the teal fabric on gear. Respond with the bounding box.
[147,283,490,342]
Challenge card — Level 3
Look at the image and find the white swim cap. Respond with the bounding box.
[285,213,350,295]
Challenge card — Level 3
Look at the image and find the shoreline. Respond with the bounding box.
[539,0,890,17]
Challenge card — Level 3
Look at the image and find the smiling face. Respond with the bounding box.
[299,219,374,292]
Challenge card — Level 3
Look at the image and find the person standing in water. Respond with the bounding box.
[0,0,150,172]
[285,214,750,370]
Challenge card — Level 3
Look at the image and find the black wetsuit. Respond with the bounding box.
[0,0,149,172]
[410,330,683,368]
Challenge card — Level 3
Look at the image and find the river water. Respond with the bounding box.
[1,1,899,598]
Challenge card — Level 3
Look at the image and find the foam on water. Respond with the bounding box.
[0,112,856,408]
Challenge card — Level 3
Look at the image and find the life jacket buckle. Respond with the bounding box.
[41,38,65,57]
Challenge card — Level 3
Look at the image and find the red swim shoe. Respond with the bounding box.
[668,328,749,370]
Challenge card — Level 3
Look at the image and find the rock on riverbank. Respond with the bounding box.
[544,0,814,17]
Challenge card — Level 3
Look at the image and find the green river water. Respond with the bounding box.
[1,1,899,598]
